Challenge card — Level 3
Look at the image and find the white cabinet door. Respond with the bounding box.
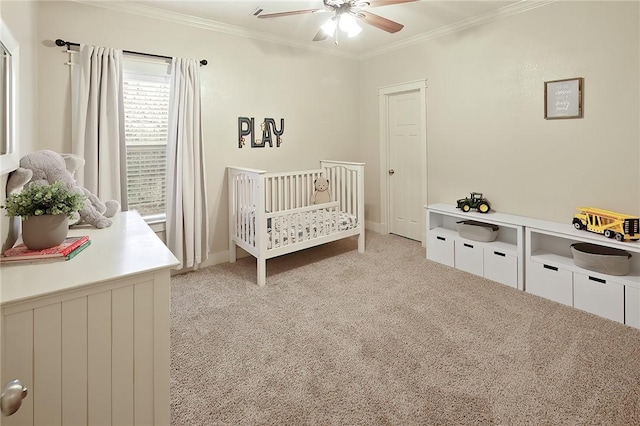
[573,273,624,323]
[454,240,483,276]
[484,248,518,288]
[625,286,640,328]
[2,311,33,425]
[427,233,454,267]
[527,261,573,306]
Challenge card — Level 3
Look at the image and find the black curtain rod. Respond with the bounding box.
[55,39,208,66]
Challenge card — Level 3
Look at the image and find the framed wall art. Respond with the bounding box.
[544,77,584,119]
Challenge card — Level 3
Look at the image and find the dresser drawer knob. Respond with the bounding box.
[1,379,28,416]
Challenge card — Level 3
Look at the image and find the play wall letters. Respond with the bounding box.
[238,117,285,148]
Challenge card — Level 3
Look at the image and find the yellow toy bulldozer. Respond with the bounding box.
[572,207,640,241]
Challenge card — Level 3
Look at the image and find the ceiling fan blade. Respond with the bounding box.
[313,28,330,42]
[365,0,419,7]
[257,9,324,19]
[357,11,404,33]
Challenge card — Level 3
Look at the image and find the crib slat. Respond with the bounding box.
[237,175,247,241]
[233,175,238,239]
[347,170,353,215]
[269,176,274,212]
[265,178,270,213]
[273,176,277,212]
[279,176,281,211]
[249,177,254,246]
[304,174,308,207]
[245,177,251,244]
[238,176,242,240]
[248,176,252,244]
[294,174,298,209]
[275,176,282,211]
[285,175,290,210]
[340,167,346,213]
[239,176,245,241]
[298,174,302,209]
[284,176,287,211]
[289,175,293,210]
[288,176,292,210]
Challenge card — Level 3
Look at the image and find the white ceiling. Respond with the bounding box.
[97,1,543,58]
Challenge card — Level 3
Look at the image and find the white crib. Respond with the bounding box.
[228,160,365,286]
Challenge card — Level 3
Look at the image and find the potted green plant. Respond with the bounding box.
[2,181,86,250]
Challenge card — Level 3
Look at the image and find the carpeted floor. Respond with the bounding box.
[170,232,640,425]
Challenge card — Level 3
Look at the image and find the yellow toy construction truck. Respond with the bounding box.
[572,207,640,241]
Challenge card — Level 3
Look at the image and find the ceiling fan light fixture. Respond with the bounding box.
[338,12,357,32]
[321,17,337,36]
[347,23,362,38]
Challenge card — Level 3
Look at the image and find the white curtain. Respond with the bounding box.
[71,45,125,205]
[166,58,209,270]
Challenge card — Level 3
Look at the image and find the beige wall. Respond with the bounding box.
[359,1,640,225]
[3,1,639,259]
[37,1,361,257]
[0,1,38,251]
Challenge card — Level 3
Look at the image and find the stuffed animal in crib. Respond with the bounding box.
[5,150,120,228]
[310,177,331,205]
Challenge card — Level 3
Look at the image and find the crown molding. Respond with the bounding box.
[358,0,555,60]
[74,0,554,62]
[73,0,358,60]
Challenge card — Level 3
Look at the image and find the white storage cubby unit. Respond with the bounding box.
[526,220,640,326]
[426,204,640,328]
[425,203,525,290]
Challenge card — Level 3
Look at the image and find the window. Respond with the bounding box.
[123,61,171,221]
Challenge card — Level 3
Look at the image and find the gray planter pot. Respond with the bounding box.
[22,214,69,250]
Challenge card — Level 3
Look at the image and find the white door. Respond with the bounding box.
[388,90,422,241]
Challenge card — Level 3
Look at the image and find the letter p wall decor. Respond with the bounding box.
[238,117,285,148]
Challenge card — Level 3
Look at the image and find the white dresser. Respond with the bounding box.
[1,211,179,425]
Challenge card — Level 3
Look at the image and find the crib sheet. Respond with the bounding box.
[268,210,357,249]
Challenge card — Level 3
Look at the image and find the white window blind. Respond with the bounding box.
[123,66,170,219]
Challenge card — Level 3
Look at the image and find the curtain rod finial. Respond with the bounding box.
[55,39,67,47]
[200,59,208,66]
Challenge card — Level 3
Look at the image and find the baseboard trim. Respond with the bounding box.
[365,220,384,234]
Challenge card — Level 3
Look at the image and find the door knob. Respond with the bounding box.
[1,379,28,416]
[388,169,395,175]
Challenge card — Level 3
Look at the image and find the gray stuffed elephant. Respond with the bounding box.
[6,150,120,228]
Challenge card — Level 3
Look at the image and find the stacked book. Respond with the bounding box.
[0,236,91,264]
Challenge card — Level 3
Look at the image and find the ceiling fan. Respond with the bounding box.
[257,0,418,43]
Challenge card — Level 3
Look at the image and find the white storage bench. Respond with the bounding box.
[425,204,640,329]
[426,203,525,290]
[525,222,640,326]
